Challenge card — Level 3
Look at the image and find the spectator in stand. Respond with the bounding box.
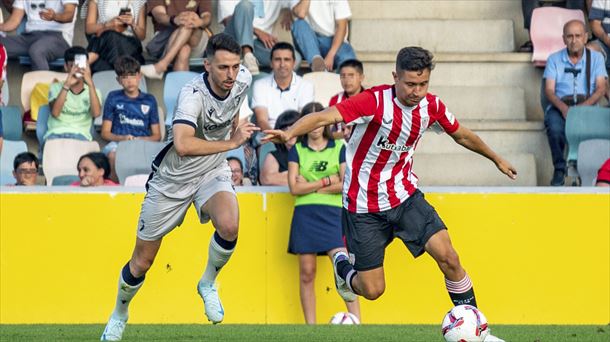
[0,0,78,70]
[218,0,295,74]
[588,0,610,71]
[329,58,365,140]
[519,0,588,52]
[290,0,356,72]
[287,101,360,324]
[252,42,314,139]
[84,0,147,73]
[259,109,300,185]
[0,42,6,106]
[543,20,607,186]
[227,156,251,186]
[596,158,610,187]
[141,0,212,79]
[101,56,161,182]
[71,152,118,187]
[44,47,102,149]
[12,152,39,186]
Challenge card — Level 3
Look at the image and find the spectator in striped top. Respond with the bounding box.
[329,59,365,140]
[83,0,147,73]
[588,0,610,71]
[264,48,514,342]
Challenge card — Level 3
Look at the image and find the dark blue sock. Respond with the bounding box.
[336,257,353,280]
[121,262,145,286]
[214,231,237,250]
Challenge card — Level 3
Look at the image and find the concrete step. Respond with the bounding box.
[351,19,515,53]
[358,52,543,121]
[412,153,537,186]
[417,122,551,186]
[429,86,526,121]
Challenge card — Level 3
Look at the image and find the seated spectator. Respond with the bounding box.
[329,58,365,140]
[286,100,359,324]
[291,0,356,72]
[219,0,295,73]
[0,0,78,70]
[12,152,39,186]
[259,109,300,185]
[519,0,587,52]
[596,158,610,187]
[252,42,314,138]
[84,0,147,73]
[141,0,212,79]
[543,20,607,186]
[44,47,102,149]
[72,152,118,187]
[588,0,610,71]
[227,156,252,186]
[101,56,161,182]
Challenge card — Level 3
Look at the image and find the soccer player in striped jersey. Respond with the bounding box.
[101,33,258,341]
[264,47,515,341]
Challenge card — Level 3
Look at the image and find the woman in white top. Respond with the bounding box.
[84,0,147,72]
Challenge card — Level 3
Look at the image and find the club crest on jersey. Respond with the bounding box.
[376,136,411,152]
[141,104,150,114]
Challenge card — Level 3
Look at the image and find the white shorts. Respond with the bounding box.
[136,169,235,241]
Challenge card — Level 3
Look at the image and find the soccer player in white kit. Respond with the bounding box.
[101,33,258,341]
[264,47,513,342]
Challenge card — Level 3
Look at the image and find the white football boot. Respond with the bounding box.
[332,251,357,302]
[100,316,127,341]
[197,280,224,324]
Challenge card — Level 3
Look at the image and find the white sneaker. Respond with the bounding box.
[100,316,127,341]
[332,252,356,302]
[140,64,164,80]
[484,333,505,342]
[243,52,259,75]
[197,281,224,324]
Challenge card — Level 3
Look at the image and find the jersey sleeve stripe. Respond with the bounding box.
[172,119,197,129]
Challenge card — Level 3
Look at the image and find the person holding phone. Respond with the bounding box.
[43,46,102,152]
[0,0,78,71]
[84,0,147,73]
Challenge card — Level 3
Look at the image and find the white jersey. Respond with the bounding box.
[148,67,252,199]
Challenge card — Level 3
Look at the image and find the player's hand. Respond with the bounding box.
[496,158,517,180]
[231,122,260,147]
[261,129,291,144]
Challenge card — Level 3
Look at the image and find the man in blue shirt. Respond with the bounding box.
[543,20,608,186]
[101,55,161,182]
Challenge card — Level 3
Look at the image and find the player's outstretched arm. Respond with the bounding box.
[262,107,343,144]
[449,125,517,180]
[173,121,259,157]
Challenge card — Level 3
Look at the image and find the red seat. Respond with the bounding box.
[531,7,585,67]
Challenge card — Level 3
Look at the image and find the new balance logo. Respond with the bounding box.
[309,161,328,172]
[376,136,411,152]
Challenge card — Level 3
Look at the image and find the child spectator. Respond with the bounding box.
[12,152,39,186]
[84,0,147,72]
[329,59,365,140]
[101,55,161,182]
[71,152,118,187]
[259,109,300,185]
[286,101,360,323]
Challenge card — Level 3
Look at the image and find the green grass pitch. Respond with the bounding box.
[1,324,608,341]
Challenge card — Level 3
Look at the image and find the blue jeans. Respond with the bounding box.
[544,106,567,172]
[291,19,356,71]
[224,0,255,49]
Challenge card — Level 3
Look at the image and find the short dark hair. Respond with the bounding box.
[114,55,141,76]
[299,102,332,141]
[395,47,435,73]
[227,156,243,171]
[64,46,88,63]
[78,152,111,180]
[13,152,39,171]
[273,109,301,152]
[270,42,296,61]
[204,33,241,59]
[339,59,364,74]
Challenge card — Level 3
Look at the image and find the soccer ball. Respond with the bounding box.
[441,305,489,342]
[329,312,360,325]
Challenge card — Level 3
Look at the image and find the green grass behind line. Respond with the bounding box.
[0,324,608,341]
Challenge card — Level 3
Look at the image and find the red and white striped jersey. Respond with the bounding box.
[329,91,347,107]
[335,85,459,213]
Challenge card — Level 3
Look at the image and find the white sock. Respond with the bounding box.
[112,273,143,321]
[199,234,235,285]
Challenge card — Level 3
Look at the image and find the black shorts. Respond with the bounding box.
[341,190,447,271]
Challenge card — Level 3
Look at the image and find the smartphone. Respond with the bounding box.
[74,54,87,78]
[119,7,131,15]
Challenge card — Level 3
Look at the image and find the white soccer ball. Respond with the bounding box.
[329,312,360,325]
[441,305,489,342]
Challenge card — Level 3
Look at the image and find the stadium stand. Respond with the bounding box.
[577,139,610,186]
[91,70,148,128]
[565,106,610,164]
[123,174,150,187]
[0,105,22,140]
[51,174,80,186]
[0,139,27,185]
[302,72,342,106]
[42,138,100,186]
[114,140,165,185]
[530,7,586,67]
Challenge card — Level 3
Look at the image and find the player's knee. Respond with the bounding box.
[216,221,239,241]
[131,256,154,275]
[437,249,461,271]
[360,282,385,300]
